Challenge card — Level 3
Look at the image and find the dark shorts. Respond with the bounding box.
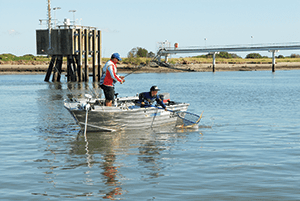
[100,84,115,101]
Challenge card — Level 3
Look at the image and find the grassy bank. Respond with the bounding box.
[167,57,300,64]
[2,53,300,66]
[0,54,49,62]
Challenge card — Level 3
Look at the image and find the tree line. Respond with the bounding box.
[127,47,155,58]
[126,47,300,59]
[2,49,300,62]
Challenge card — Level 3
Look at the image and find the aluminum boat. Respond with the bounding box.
[64,92,191,132]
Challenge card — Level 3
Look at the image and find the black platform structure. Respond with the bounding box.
[36,27,102,82]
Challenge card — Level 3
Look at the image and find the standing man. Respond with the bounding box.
[139,86,167,111]
[100,53,125,106]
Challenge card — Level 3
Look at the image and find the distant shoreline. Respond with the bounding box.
[1,62,300,75]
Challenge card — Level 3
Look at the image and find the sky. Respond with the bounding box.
[1,0,300,58]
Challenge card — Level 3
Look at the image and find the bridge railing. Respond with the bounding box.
[163,42,300,52]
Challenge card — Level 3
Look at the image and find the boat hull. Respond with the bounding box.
[65,99,189,132]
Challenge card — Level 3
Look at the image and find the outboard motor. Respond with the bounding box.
[159,92,170,103]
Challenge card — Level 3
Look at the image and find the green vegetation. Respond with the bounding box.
[291,54,300,58]
[166,56,300,64]
[194,52,241,59]
[127,47,155,58]
[0,53,49,62]
[2,52,300,66]
[245,53,269,59]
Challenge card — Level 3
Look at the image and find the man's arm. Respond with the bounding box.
[107,65,123,83]
[156,96,167,111]
[139,93,145,102]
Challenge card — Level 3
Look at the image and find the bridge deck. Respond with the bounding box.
[159,42,300,55]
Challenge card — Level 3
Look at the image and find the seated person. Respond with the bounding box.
[139,86,167,111]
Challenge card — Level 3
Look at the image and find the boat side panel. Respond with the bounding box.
[65,101,189,131]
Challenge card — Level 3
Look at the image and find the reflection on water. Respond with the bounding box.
[36,122,190,199]
[65,82,103,100]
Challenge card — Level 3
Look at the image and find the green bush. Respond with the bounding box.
[246,53,263,59]
[277,55,284,58]
[19,54,35,60]
[217,52,232,58]
[193,52,242,59]
[0,53,17,61]
[0,53,49,61]
[291,54,300,58]
[127,47,154,58]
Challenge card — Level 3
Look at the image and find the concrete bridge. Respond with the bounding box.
[155,42,300,72]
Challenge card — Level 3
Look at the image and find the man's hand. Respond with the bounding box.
[119,76,125,84]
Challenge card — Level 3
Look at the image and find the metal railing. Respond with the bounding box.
[56,25,97,30]
[158,42,300,55]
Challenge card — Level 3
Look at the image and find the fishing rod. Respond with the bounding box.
[123,66,143,78]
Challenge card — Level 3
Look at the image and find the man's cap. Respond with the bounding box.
[150,86,160,91]
[112,53,122,61]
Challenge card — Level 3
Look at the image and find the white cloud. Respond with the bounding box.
[8,29,21,36]
[101,28,120,33]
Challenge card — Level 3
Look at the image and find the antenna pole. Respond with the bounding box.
[47,0,52,52]
[48,0,51,29]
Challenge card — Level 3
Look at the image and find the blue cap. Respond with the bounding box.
[111,53,122,61]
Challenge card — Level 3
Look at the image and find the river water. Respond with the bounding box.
[1,70,300,200]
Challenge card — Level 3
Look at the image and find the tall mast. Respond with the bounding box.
[48,0,51,29]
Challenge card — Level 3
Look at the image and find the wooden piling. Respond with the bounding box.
[84,29,89,82]
[44,56,56,82]
[67,55,77,81]
[97,30,102,81]
[52,55,62,82]
[92,30,97,82]
[77,29,83,82]
[67,56,71,82]
[72,55,78,81]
